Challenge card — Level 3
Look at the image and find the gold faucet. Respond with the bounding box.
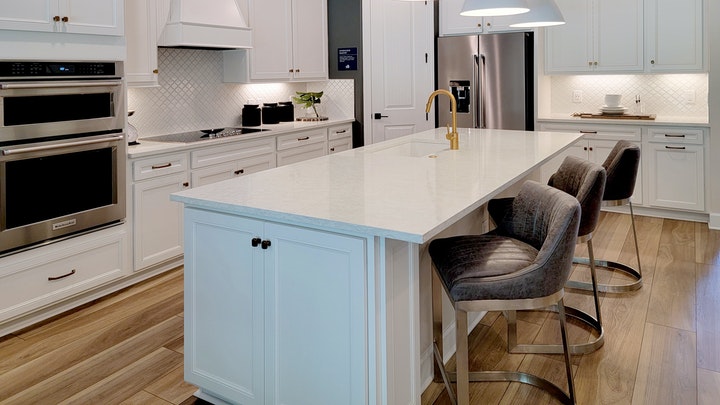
[425,89,459,150]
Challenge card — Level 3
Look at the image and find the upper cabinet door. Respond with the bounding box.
[645,0,705,72]
[0,0,57,32]
[545,0,593,73]
[546,0,643,73]
[291,0,327,81]
[61,0,124,36]
[0,0,123,36]
[249,0,294,81]
[595,0,643,72]
[230,0,327,82]
[439,0,483,36]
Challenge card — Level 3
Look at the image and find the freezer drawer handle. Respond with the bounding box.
[374,113,388,119]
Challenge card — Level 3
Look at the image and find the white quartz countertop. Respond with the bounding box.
[127,118,354,159]
[171,128,583,244]
[538,114,709,127]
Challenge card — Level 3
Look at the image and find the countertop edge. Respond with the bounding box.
[127,118,355,159]
[537,116,709,128]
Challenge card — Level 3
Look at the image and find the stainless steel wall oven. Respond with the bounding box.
[0,61,126,255]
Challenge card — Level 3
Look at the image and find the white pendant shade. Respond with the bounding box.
[461,0,530,17]
[509,0,565,27]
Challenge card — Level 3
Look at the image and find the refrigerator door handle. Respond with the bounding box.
[473,54,480,128]
[478,53,487,129]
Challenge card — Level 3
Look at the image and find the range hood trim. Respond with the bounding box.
[157,0,253,49]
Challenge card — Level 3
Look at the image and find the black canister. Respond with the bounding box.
[261,103,279,124]
[241,104,261,126]
[277,101,294,122]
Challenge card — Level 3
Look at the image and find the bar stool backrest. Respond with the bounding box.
[602,140,640,202]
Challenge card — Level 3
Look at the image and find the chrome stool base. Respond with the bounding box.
[506,305,605,355]
[433,343,575,405]
[568,199,643,294]
[568,258,642,293]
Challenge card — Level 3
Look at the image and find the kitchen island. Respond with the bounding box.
[171,127,583,405]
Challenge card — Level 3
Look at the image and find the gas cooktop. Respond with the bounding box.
[144,127,270,143]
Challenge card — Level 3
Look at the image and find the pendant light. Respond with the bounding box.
[509,0,565,27]
[460,0,530,17]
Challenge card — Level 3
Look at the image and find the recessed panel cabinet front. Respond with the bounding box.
[184,208,367,405]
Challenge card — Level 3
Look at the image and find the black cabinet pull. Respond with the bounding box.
[251,237,262,247]
[48,269,76,281]
[234,169,245,175]
[261,240,272,250]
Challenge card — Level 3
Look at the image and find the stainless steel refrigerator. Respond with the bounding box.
[436,32,534,130]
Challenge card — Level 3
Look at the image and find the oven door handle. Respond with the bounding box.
[0,80,122,90]
[1,135,124,156]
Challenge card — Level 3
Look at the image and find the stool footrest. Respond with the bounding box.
[569,257,642,293]
[507,305,604,355]
[433,341,574,405]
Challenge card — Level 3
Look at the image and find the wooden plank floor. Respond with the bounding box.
[0,212,719,404]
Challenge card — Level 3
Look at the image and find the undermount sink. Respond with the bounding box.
[373,140,449,158]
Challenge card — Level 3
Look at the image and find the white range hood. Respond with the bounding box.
[157,0,252,49]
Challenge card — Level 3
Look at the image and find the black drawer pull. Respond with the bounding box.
[151,162,172,169]
[664,134,686,138]
[234,169,245,175]
[665,146,686,150]
[297,136,310,141]
[48,269,76,281]
[335,129,347,134]
[579,130,597,134]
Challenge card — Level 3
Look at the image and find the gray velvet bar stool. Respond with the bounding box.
[429,181,581,405]
[569,140,643,293]
[488,155,607,355]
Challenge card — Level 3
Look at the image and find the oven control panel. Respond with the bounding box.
[0,61,119,78]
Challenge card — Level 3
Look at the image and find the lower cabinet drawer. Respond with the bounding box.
[0,230,127,322]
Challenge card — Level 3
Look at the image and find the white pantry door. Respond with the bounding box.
[364,0,435,145]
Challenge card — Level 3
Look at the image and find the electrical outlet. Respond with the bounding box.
[572,90,583,103]
[683,90,696,105]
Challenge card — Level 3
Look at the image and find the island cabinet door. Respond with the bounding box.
[183,208,266,405]
[263,222,368,405]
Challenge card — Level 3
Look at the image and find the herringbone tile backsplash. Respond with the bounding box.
[549,73,708,118]
[128,48,354,138]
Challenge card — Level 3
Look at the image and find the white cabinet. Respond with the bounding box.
[539,123,643,204]
[125,0,158,87]
[190,137,276,187]
[276,128,328,166]
[438,0,527,36]
[645,127,705,211]
[132,152,189,271]
[328,123,353,154]
[0,0,124,36]
[224,0,328,82]
[183,207,367,405]
[0,225,127,325]
[545,0,643,73]
[645,0,704,72]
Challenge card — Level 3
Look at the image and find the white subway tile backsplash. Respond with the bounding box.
[549,74,708,119]
[128,48,354,138]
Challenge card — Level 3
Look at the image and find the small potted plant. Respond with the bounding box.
[292,91,328,121]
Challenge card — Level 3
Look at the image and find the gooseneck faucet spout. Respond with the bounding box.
[425,89,459,150]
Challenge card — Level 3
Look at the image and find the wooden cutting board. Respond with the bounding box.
[571,112,656,120]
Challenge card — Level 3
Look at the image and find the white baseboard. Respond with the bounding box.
[420,311,486,391]
[709,213,720,230]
